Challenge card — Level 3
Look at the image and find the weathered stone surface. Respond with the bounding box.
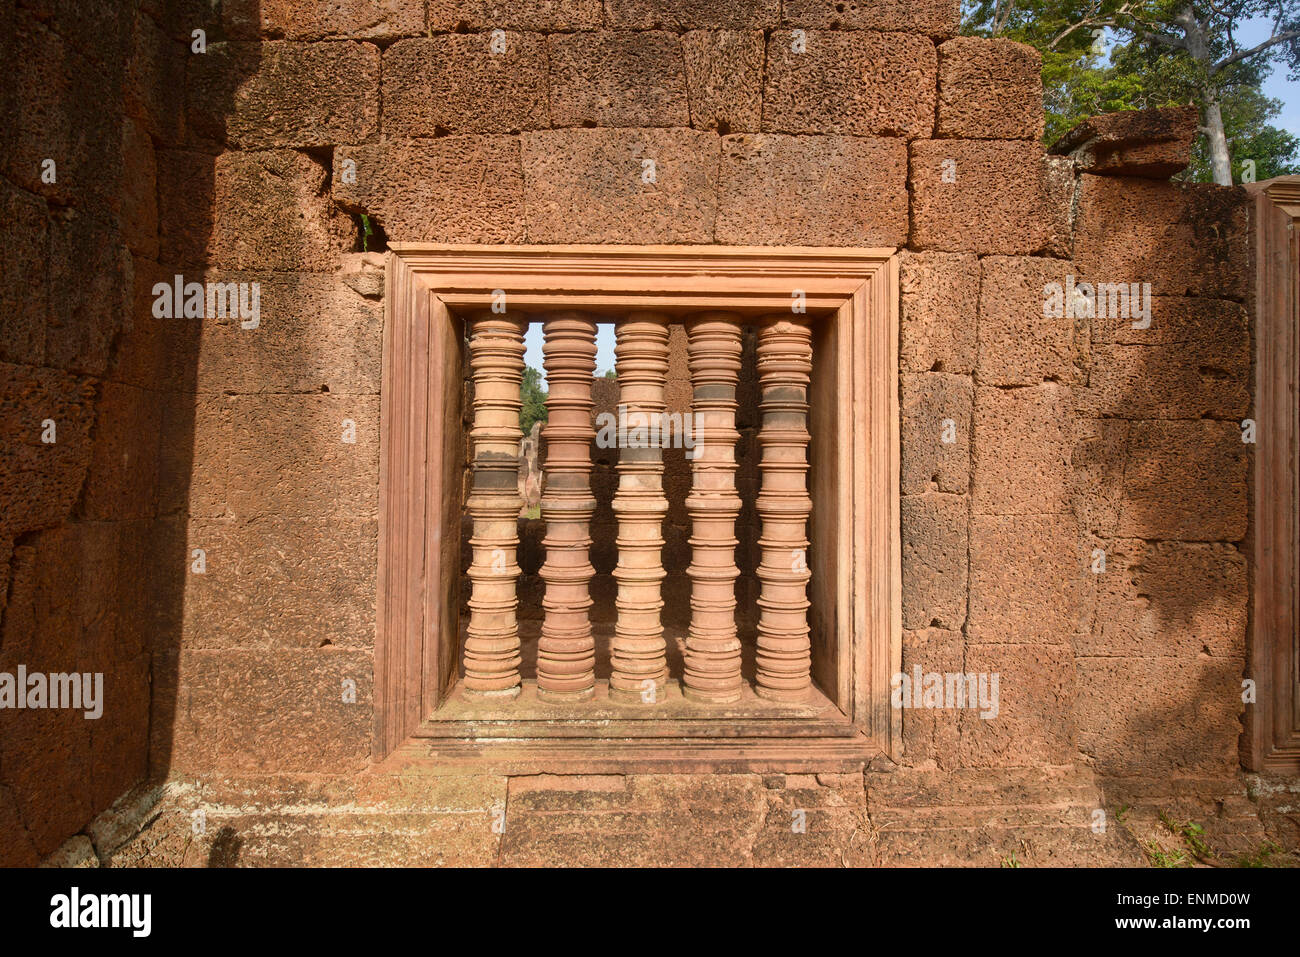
[1078,297,1250,419]
[899,628,963,767]
[1074,176,1249,300]
[1080,540,1246,659]
[901,494,968,631]
[79,381,160,522]
[164,271,382,395]
[158,150,352,271]
[781,0,961,37]
[763,31,937,138]
[605,0,778,28]
[125,6,185,145]
[118,118,158,259]
[188,41,379,149]
[969,514,1083,643]
[1075,656,1243,775]
[522,129,719,243]
[0,363,96,538]
[333,138,525,243]
[1051,106,1200,179]
[382,35,548,136]
[1071,418,1128,537]
[978,256,1084,386]
[158,394,379,522]
[426,0,602,30]
[499,774,765,866]
[0,184,48,367]
[682,30,764,132]
[716,134,908,246]
[167,515,377,651]
[900,251,978,375]
[1115,421,1248,541]
[911,140,1074,256]
[548,31,689,128]
[959,643,1075,767]
[973,383,1073,515]
[47,214,132,377]
[223,0,425,39]
[151,649,372,773]
[901,373,971,496]
[937,37,1043,140]
[40,834,99,867]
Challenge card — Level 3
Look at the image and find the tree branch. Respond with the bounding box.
[1213,30,1300,72]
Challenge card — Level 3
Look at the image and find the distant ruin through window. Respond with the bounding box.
[376,246,900,772]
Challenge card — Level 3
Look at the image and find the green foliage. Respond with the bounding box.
[962,0,1300,182]
[520,365,548,435]
[603,369,617,379]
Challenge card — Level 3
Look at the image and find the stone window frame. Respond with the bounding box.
[375,244,900,771]
[1246,178,1300,773]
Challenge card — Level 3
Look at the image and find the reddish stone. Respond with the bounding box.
[763,30,937,138]
[1051,106,1200,179]
[683,31,765,133]
[978,256,1084,386]
[968,514,1084,643]
[899,251,978,375]
[223,0,425,40]
[937,37,1043,140]
[900,493,968,632]
[900,372,971,496]
[548,31,689,128]
[605,0,779,29]
[780,0,961,37]
[972,383,1073,516]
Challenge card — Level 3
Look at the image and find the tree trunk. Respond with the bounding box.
[1202,93,1234,185]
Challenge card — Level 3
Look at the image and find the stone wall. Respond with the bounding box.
[0,0,1257,863]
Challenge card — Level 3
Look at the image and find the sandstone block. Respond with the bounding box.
[605,0,778,28]
[763,31,937,138]
[910,140,1074,256]
[188,41,379,149]
[900,494,968,631]
[158,393,379,522]
[1071,418,1128,537]
[899,250,978,375]
[223,0,425,39]
[1078,298,1250,419]
[899,628,963,766]
[1074,176,1249,300]
[521,129,719,243]
[1080,540,1246,659]
[0,184,48,367]
[937,37,1043,139]
[780,0,961,37]
[900,372,971,495]
[333,138,524,243]
[1051,106,1200,179]
[978,256,1084,386]
[382,35,548,136]
[46,213,131,377]
[158,150,352,271]
[716,134,908,246]
[426,0,602,30]
[968,514,1083,643]
[80,381,161,522]
[958,643,1075,767]
[1116,421,1248,541]
[973,383,1073,515]
[548,31,689,128]
[682,30,764,132]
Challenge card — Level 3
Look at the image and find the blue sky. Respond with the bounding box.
[524,321,617,380]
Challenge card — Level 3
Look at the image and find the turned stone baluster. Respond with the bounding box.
[683,314,744,704]
[755,317,814,701]
[609,314,671,703]
[537,312,598,701]
[464,312,526,698]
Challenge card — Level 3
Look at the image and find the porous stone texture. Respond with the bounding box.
[763,31,937,138]
[521,129,719,243]
[333,138,526,242]
[427,0,603,31]
[605,0,780,29]
[223,0,426,40]
[382,34,549,136]
[780,0,962,37]
[900,373,972,496]
[900,494,968,631]
[972,383,1073,516]
[548,31,689,128]
[937,37,1043,140]
[682,30,765,133]
[978,256,1086,386]
[1051,106,1201,179]
[716,134,909,246]
[1074,175,1250,299]
[911,140,1074,255]
[899,251,978,375]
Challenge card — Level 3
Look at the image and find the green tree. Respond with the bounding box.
[520,366,547,435]
[965,1,1300,183]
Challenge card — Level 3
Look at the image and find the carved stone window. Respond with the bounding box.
[377,246,899,772]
